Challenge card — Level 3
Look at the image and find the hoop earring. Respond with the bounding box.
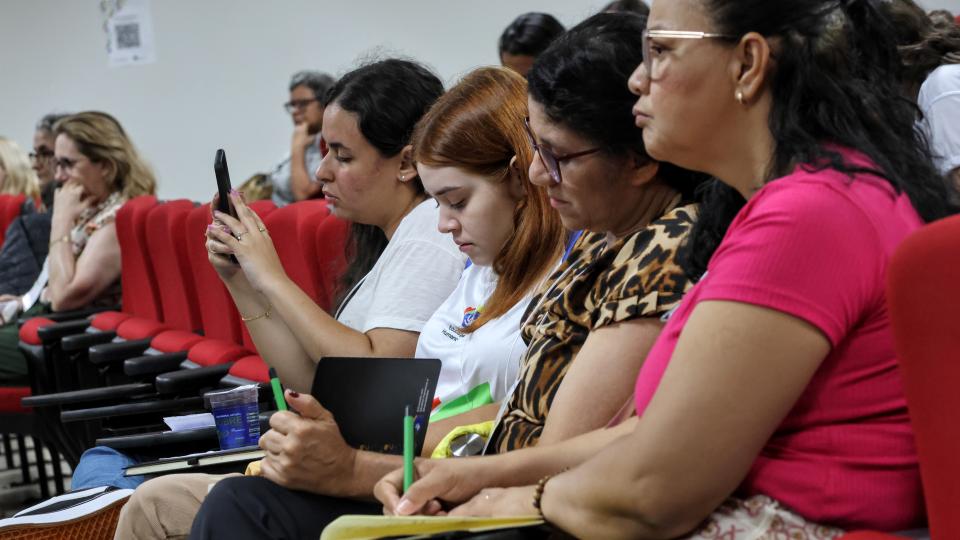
[736,90,745,105]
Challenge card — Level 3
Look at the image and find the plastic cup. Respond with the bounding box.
[205,385,260,450]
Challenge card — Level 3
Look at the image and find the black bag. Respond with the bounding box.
[0,209,52,295]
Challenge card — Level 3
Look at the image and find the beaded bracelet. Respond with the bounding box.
[241,303,272,322]
[532,474,552,520]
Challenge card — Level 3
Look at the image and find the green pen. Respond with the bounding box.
[403,405,415,492]
[268,367,287,412]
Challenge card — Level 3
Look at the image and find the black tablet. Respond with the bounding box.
[311,356,441,456]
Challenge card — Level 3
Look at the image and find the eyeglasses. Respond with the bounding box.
[53,157,81,171]
[523,117,601,184]
[29,148,55,162]
[641,29,736,81]
[283,98,318,113]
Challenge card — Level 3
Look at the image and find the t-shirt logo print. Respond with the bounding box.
[461,306,482,327]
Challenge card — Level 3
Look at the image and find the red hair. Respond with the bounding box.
[412,67,565,332]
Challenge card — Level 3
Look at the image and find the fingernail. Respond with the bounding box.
[287,389,299,398]
[230,189,239,196]
[396,499,413,515]
[206,224,213,231]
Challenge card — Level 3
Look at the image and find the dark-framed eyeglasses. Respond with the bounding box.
[53,157,80,171]
[29,148,55,162]
[523,117,601,184]
[641,29,736,81]
[283,98,318,113]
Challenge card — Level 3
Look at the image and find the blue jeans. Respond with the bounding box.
[71,446,146,490]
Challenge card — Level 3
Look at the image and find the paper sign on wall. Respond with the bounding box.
[101,0,156,67]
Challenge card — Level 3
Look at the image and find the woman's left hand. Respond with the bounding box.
[258,390,359,495]
[207,191,285,294]
[447,486,539,518]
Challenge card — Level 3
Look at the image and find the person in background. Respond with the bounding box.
[884,0,960,189]
[603,0,650,16]
[498,12,565,78]
[0,137,41,204]
[268,70,335,206]
[32,112,71,210]
[0,111,156,381]
[928,9,956,29]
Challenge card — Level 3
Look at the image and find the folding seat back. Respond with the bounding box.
[90,195,161,332]
[142,199,202,333]
[0,194,26,246]
[313,213,350,314]
[886,214,960,540]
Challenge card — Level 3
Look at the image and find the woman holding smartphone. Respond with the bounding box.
[206,59,465,392]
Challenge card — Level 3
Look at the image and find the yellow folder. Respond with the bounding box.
[320,515,545,540]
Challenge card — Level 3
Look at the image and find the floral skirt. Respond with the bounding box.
[684,495,843,540]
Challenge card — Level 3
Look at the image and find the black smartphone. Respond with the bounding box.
[214,149,236,219]
[214,149,239,263]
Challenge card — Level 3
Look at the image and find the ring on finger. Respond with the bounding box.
[236,231,249,241]
[258,226,267,233]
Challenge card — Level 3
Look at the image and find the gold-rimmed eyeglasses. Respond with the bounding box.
[641,29,737,80]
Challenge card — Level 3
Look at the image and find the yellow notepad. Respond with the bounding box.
[320,515,544,540]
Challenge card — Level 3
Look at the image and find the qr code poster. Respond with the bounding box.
[104,0,156,67]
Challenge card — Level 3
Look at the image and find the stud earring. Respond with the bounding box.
[400,175,406,182]
[736,90,745,105]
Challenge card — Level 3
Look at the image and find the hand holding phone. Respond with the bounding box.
[214,149,239,263]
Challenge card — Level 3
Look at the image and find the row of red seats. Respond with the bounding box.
[0,195,348,482]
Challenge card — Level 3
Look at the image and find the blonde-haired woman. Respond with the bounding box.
[0,111,156,383]
[0,137,41,203]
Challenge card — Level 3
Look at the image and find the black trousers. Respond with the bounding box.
[188,475,380,539]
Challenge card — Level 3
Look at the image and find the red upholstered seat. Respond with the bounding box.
[89,311,134,332]
[228,355,270,383]
[0,194,26,247]
[186,339,251,367]
[0,387,32,414]
[18,317,56,346]
[149,329,205,353]
[114,317,170,341]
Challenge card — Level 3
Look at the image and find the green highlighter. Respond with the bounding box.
[268,368,288,412]
[403,405,415,492]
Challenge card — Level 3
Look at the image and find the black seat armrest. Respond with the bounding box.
[155,364,233,395]
[124,352,189,377]
[89,338,154,367]
[60,395,204,423]
[21,382,155,408]
[61,331,117,352]
[35,320,93,345]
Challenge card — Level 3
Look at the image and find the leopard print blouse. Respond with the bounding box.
[487,203,698,453]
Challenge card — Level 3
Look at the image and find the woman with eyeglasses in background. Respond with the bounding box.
[0,111,156,382]
[378,0,957,537]
[265,70,336,206]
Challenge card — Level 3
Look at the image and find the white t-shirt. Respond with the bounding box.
[919,64,960,176]
[336,199,466,333]
[416,264,532,421]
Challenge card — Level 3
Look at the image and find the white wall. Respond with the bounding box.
[0,0,602,202]
[2,0,958,201]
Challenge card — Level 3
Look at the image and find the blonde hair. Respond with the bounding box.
[0,137,40,200]
[54,111,157,199]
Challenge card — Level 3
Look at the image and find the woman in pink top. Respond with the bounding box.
[377,0,958,537]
